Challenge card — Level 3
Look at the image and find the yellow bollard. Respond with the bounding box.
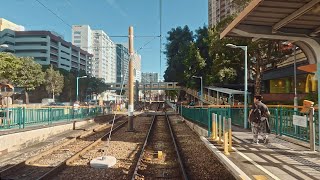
[228,118,233,152]
[158,151,163,160]
[212,113,216,140]
[215,114,218,141]
[218,115,222,144]
[224,117,230,155]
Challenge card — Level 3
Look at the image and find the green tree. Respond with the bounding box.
[0,53,45,103]
[163,14,294,96]
[207,16,292,94]
[164,25,194,84]
[165,90,179,102]
[247,40,293,94]
[183,43,206,87]
[44,65,64,101]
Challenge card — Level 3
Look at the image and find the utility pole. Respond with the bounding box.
[128,26,134,131]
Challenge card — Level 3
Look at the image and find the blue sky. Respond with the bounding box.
[1,0,208,80]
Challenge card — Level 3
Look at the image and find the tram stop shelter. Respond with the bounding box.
[221,0,320,148]
[206,86,251,105]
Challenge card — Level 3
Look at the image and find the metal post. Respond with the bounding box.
[149,76,152,104]
[293,45,298,111]
[217,92,219,105]
[244,46,248,129]
[128,26,134,131]
[309,106,315,151]
[158,83,160,102]
[200,76,203,106]
[143,84,146,110]
[218,115,222,144]
[6,97,9,127]
[215,114,218,140]
[228,118,232,152]
[318,61,320,151]
[76,77,79,101]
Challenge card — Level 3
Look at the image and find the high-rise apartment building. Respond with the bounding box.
[0,18,25,31]
[208,0,237,27]
[72,25,117,83]
[133,53,142,82]
[116,44,129,83]
[0,29,92,72]
[141,72,158,83]
[72,25,92,53]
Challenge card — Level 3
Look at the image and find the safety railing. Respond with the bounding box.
[0,106,108,130]
[179,105,319,148]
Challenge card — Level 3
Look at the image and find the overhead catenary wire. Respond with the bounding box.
[36,0,159,39]
[36,0,163,81]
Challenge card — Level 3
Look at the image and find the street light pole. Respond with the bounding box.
[226,44,248,129]
[76,76,87,102]
[244,46,248,129]
[293,45,298,111]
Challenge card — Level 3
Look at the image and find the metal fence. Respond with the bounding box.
[0,106,108,130]
[180,105,319,146]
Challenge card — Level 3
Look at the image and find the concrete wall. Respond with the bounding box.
[0,119,94,156]
[184,118,208,137]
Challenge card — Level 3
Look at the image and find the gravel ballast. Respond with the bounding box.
[169,115,235,180]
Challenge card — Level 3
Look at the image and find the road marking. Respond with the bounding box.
[253,175,268,180]
[232,138,281,180]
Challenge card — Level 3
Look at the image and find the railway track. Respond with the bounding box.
[53,103,160,179]
[131,110,188,180]
[0,115,125,180]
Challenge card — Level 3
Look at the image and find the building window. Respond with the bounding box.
[74,31,81,35]
[74,36,81,39]
[74,40,81,43]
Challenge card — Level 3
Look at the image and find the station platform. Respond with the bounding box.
[185,118,320,180]
[225,126,320,180]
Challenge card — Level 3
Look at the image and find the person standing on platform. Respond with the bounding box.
[249,95,271,144]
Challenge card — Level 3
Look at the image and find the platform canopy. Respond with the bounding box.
[220,0,320,64]
[206,86,251,95]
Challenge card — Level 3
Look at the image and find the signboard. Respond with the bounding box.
[300,100,314,113]
[293,115,307,127]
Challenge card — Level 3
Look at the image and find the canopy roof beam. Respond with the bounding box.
[272,0,320,33]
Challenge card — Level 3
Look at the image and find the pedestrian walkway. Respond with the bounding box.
[206,125,320,180]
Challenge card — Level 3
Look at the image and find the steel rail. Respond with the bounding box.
[0,115,123,179]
